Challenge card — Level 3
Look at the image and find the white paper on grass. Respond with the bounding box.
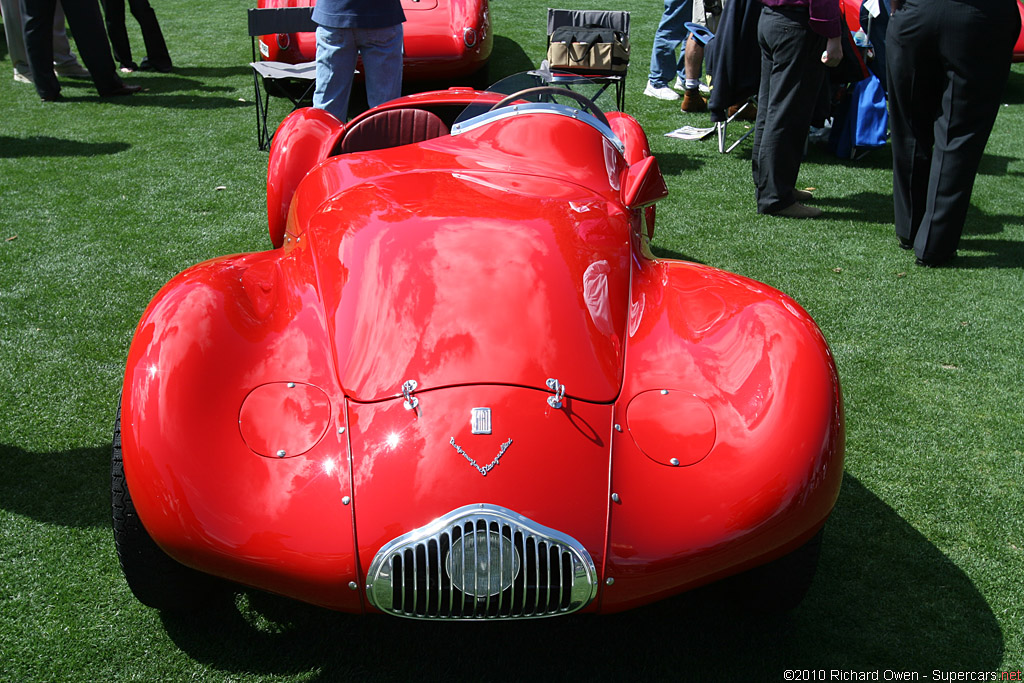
[664,125,715,141]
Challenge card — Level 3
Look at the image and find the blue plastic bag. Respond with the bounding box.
[830,73,888,159]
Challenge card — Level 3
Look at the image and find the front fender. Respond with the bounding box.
[267,107,345,248]
[603,256,845,612]
[120,243,362,611]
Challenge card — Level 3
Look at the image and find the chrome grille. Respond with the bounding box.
[366,504,597,620]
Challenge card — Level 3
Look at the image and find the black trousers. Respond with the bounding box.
[100,0,171,70]
[887,0,1020,264]
[22,0,122,97]
[751,5,826,214]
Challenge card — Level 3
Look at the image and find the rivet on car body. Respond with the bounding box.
[670,458,680,466]
[661,389,669,395]
[611,493,620,503]
[614,424,622,432]
[276,449,286,458]
[348,581,358,590]
[287,382,295,388]
[605,577,615,586]
[338,426,346,434]
[342,496,351,505]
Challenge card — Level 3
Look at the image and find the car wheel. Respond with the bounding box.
[722,528,824,613]
[111,403,225,612]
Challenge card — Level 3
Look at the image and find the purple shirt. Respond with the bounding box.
[760,0,842,38]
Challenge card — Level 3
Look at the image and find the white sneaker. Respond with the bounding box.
[644,82,680,101]
[674,77,712,95]
[13,71,32,85]
[54,62,91,78]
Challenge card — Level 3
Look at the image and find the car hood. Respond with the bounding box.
[304,169,631,403]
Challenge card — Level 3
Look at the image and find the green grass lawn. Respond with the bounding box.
[2,0,1022,679]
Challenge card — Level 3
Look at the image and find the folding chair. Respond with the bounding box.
[544,9,631,111]
[689,0,761,153]
[247,6,318,150]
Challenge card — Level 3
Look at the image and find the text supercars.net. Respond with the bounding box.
[783,670,1023,681]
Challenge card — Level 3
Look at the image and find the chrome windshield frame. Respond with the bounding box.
[450,101,626,156]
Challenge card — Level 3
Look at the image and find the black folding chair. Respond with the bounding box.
[247,7,318,150]
[544,8,631,111]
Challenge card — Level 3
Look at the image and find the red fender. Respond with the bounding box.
[1015,1,1024,62]
[266,107,345,248]
[602,255,845,611]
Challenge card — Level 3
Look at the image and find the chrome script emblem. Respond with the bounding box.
[450,437,513,476]
[470,407,492,434]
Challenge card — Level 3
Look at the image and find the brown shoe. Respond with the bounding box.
[728,102,757,121]
[772,202,822,219]
[793,189,813,202]
[681,89,707,113]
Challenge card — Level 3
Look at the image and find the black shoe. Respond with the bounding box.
[40,92,64,102]
[139,57,173,73]
[897,236,913,250]
[916,253,956,268]
[100,83,144,97]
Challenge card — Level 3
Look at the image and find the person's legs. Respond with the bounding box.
[647,0,691,94]
[886,0,939,251]
[314,25,358,121]
[357,23,403,109]
[1,0,33,79]
[99,0,135,68]
[23,0,61,98]
[751,7,771,204]
[752,6,825,214]
[913,0,1017,264]
[59,0,126,95]
[127,0,171,70]
[680,37,706,110]
[683,37,703,83]
[52,2,91,75]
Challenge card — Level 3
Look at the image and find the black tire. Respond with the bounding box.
[112,403,225,612]
[720,528,824,613]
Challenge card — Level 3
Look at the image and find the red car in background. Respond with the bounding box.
[256,0,492,83]
[840,0,1024,62]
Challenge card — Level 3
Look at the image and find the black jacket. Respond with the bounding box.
[706,0,762,122]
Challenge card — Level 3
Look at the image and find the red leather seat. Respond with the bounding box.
[337,108,449,154]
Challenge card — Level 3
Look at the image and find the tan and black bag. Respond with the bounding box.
[546,26,630,73]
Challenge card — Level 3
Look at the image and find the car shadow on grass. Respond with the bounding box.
[0,444,1004,674]
[0,135,130,158]
[147,473,1003,680]
[0,444,110,528]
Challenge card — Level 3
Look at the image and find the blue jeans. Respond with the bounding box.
[648,0,692,87]
[313,23,403,121]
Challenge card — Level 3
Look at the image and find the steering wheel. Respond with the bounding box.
[487,86,610,128]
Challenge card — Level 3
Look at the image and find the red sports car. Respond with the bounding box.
[255,0,492,82]
[113,72,845,619]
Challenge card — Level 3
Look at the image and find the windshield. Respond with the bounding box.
[451,69,623,150]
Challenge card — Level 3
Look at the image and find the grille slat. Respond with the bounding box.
[366,504,596,620]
